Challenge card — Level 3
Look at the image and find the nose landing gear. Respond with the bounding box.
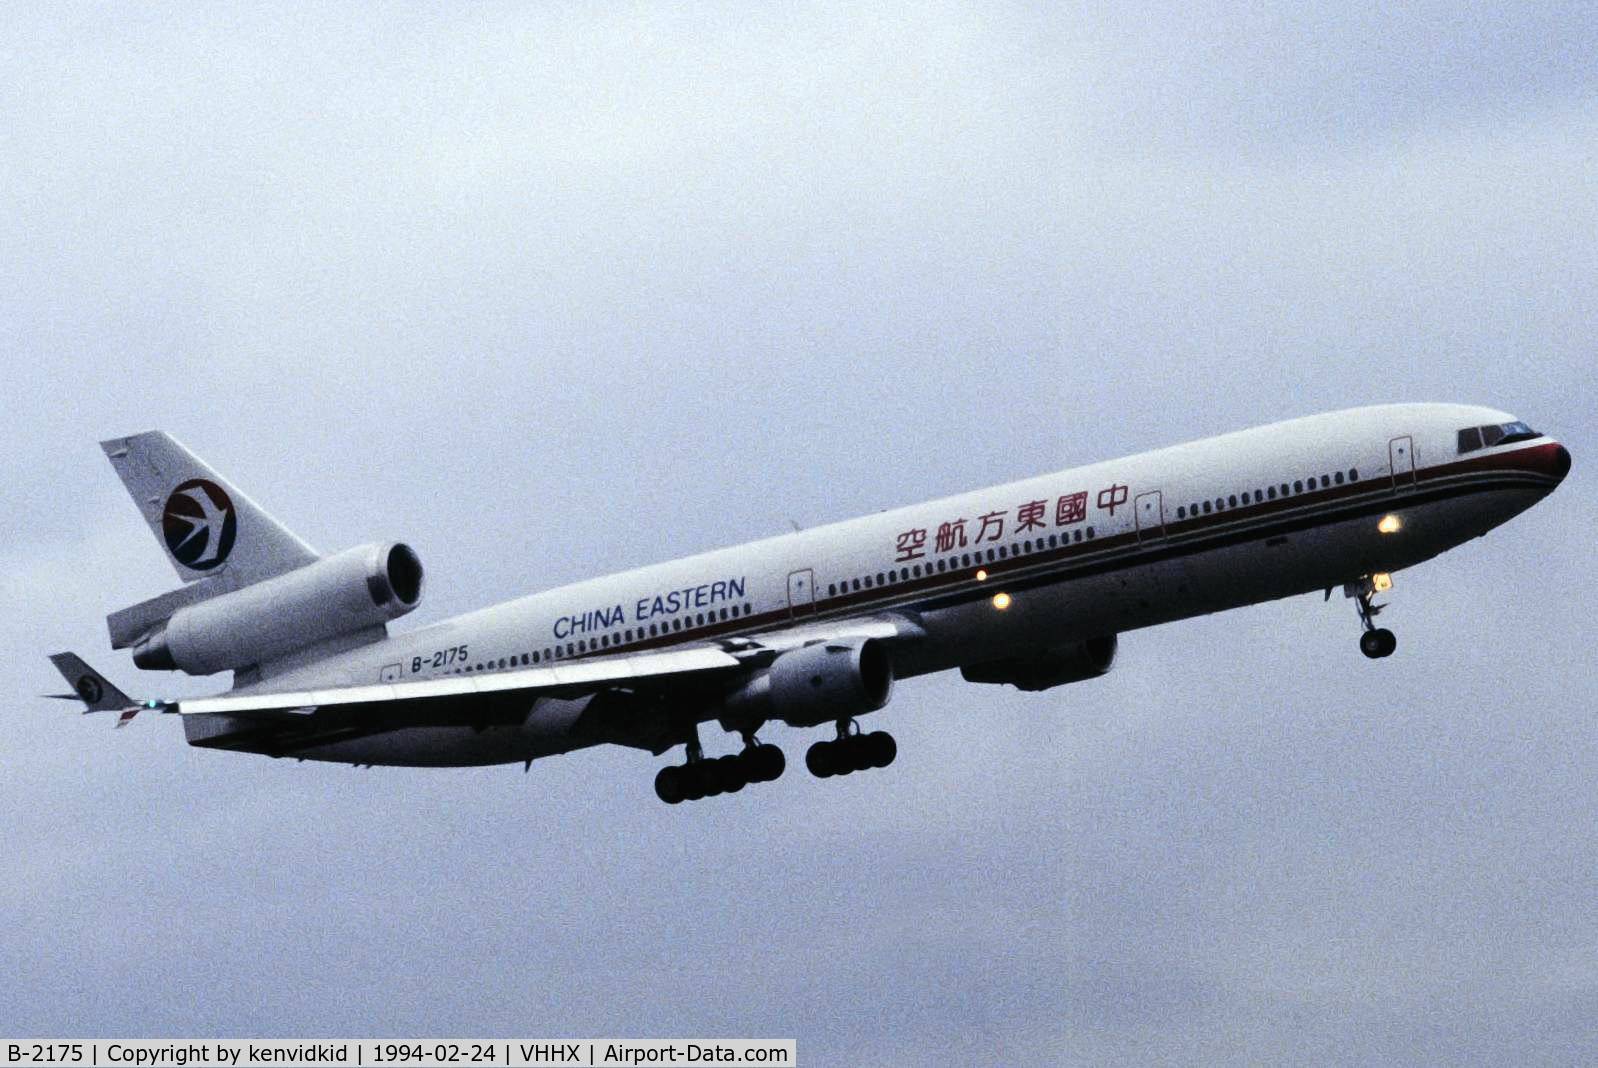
[1359,627,1397,659]
[1345,574,1397,659]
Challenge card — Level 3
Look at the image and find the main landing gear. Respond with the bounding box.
[654,733,785,805]
[1345,574,1397,659]
[806,719,896,778]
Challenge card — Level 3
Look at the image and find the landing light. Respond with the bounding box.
[1378,514,1403,535]
[1372,572,1393,592]
[975,568,988,581]
[992,592,1012,610]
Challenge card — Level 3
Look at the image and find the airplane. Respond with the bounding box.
[49,403,1569,804]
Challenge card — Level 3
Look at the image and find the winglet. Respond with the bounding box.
[46,653,149,727]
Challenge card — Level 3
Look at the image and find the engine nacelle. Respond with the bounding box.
[133,542,424,675]
[959,635,1117,692]
[724,637,894,728]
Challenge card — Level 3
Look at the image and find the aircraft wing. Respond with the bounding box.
[173,613,923,718]
[173,645,748,716]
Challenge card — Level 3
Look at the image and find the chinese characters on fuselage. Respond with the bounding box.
[894,485,1125,562]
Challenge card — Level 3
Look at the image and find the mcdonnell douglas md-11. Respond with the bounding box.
[50,404,1569,803]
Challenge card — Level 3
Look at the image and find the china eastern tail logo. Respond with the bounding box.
[76,675,103,704]
[162,478,237,570]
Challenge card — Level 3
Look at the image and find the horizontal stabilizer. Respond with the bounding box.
[47,653,146,727]
[47,653,135,711]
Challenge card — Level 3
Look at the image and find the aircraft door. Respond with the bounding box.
[1134,490,1166,542]
[787,568,817,619]
[1389,435,1416,491]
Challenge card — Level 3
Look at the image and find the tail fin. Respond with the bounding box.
[100,431,318,586]
[100,432,322,651]
[47,652,147,727]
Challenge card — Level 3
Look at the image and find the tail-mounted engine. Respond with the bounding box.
[959,635,1117,692]
[132,542,424,674]
[723,637,894,728]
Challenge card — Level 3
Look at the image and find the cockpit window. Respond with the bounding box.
[1458,421,1538,454]
[1497,421,1539,444]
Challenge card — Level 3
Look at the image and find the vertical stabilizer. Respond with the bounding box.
[100,431,320,588]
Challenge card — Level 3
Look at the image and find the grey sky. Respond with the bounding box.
[3,3,1595,1063]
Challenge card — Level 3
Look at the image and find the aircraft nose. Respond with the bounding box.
[1553,443,1571,481]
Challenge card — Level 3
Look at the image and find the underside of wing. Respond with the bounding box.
[170,613,927,761]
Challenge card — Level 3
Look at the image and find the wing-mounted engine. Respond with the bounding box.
[959,635,1117,692]
[131,542,424,675]
[723,637,894,727]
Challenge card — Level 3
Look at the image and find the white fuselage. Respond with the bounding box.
[184,402,1568,767]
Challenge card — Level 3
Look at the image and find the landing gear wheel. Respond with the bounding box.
[806,740,836,778]
[697,755,731,795]
[717,753,748,793]
[1359,627,1397,659]
[676,766,702,802]
[654,765,685,804]
[749,743,785,782]
[864,731,897,768]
